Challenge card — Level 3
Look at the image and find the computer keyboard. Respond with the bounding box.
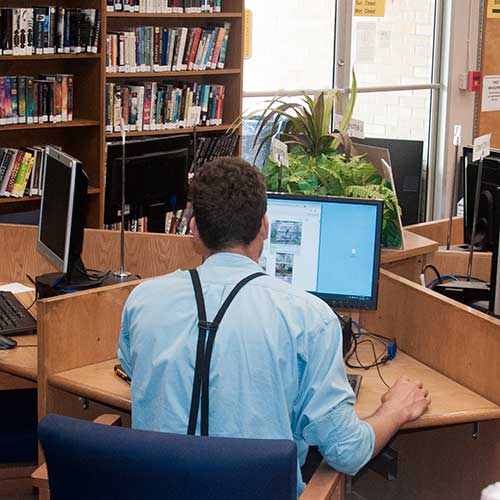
[348,374,362,397]
[0,292,36,336]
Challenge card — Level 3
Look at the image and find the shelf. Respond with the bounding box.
[107,12,242,18]
[0,119,100,132]
[0,187,100,208]
[106,68,240,78]
[0,53,101,61]
[106,124,231,138]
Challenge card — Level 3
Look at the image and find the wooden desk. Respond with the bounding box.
[347,343,500,429]
[0,288,37,385]
[46,345,500,432]
[380,230,439,266]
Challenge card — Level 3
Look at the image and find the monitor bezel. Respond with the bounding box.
[266,192,384,311]
[37,146,77,274]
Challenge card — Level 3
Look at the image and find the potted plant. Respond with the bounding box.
[239,72,403,249]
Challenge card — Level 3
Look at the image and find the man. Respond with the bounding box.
[118,158,430,495]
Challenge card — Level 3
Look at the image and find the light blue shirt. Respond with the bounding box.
[118,252,375,494]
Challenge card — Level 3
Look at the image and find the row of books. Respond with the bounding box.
[105,217,149,232]
[0,74,74,126]
[0,146,53,198]
[105,81,225,132]
[106,23,230,73]
[193,133,238,171]
[0,8,100,56]
[106,0,221,13]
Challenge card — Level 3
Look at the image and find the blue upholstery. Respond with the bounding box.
[39,414,297,500]
[0,389,37,464]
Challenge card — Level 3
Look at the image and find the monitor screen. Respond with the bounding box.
[262,194,383,310]
[38,149,75,271]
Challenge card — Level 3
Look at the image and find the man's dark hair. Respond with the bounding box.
[191,157,267,251]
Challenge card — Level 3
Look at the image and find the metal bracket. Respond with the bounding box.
[473,421,480,440]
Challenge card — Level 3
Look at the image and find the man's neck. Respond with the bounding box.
[206,244,260,264]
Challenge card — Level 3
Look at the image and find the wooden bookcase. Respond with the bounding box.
[0,0,244,227]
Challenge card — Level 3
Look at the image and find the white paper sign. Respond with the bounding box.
[473,133,492,162]
[334,115,365,139]
[355,23,376,64]
[453,125,462,146]
[482,76,500,112]
[0,283,34,294]
[271,138,289,167]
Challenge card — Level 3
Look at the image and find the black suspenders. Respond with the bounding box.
[187,268,265,436]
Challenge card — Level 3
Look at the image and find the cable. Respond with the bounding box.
[421,264,442,284]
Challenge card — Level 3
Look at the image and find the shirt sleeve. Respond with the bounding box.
[117,301,133,378]
[292,315,375,476]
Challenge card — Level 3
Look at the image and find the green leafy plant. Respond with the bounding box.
[236,70,403,248]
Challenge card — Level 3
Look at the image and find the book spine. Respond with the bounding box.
[18,76,26,124]
[217,22,231,69]
[24,8,34,56]
[12,9,23,56]
[113,84,122,131]
[11,151,33,197]
[61,74,68,122]
[56,7,65,53]
[4,151,25,196]
[67,75,73,121]
[92,10,101,54]
[143,82,152,130]
[0,150,17,195]
[48,6,56,54]
[1,9,13,55]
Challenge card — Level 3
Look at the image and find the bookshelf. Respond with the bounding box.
[0,0,245,227]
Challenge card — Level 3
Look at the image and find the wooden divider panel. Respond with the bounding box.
[360,269,500,406]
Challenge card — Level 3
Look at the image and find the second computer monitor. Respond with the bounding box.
[263,193,383,310]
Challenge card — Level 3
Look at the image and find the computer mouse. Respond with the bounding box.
[0,334,17,350]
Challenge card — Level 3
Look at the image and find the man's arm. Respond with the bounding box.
[365,376,431,455]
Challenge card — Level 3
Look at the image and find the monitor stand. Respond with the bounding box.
[35,257,139,299]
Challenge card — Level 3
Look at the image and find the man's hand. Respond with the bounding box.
[379,376,431,426]
[365,376,431,456]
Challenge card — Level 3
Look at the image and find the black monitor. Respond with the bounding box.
[37,147,100,297]
[353,137,424,225]
[105,135,191,225]
[463,146,500,251]
[262,193,383,310]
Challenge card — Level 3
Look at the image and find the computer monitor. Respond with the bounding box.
[262,193,383,310]
[36,147,106,298]
[354,137,424,225]
[462,147,500,251]
[105,135,191,225]
[38,146,88,276]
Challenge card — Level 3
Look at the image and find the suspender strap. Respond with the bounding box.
[187,269,265,436]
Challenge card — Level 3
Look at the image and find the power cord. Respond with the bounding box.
[345,320,396,390]
[419,264,486,290]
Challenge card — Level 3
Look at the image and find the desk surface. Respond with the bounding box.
[49,345,500,430]
[347,343,500,429]
[380,231,439,265]
[0,289,37,381]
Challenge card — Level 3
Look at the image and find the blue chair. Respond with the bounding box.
[34,414,299,500]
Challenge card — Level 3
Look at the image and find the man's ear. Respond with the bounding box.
[190,217,201,245]
[259,214,269,241]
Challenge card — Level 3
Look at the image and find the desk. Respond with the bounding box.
[0,288,37,387]
[46,345,500,431]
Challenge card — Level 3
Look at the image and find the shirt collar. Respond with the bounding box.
[202,252,263,272]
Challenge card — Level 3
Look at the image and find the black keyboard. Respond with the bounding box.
[348,374,362,397]
[0,292,36,336]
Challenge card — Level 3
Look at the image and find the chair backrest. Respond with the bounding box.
[39,414,297,500]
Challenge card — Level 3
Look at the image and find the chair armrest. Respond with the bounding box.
[300,461,344,500]
[93,414,122,427]
[32,414,123,494]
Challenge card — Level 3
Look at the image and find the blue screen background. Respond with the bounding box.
[316,202,378,298]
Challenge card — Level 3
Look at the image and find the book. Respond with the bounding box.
[11,150,34,197]
[3,150,26,196]
[1,9,13,55]
[0,149,18,195]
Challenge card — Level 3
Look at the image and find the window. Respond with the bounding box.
[243,0,445,222]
